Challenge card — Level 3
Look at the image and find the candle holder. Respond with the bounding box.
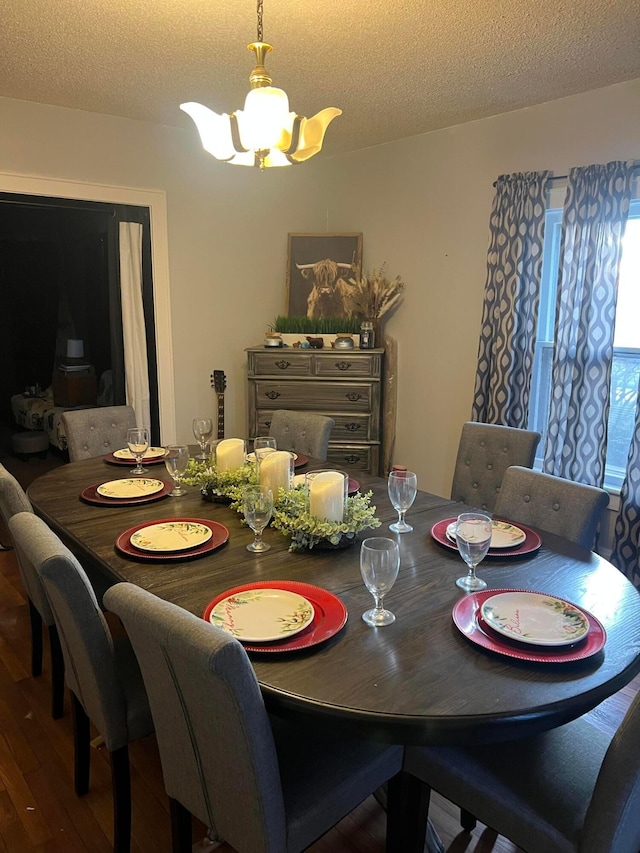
[271,486,381,552]
[259,450,294,499]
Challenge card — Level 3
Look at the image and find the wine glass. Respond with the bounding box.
[127,427,149,474]
[360,537,400,626]
[243,485,273,552]
[164,445,190,496]
[192,418,214,461]
[253,436,277,470]
[455,512,492,591]
[388,470,418,533]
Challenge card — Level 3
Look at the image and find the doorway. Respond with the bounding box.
[0,171,176,446]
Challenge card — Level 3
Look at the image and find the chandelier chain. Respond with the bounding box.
[256,0,264,42]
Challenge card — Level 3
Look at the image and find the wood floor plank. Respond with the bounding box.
[0,730,51,846]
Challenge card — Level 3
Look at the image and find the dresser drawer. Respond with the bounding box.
[326,444,379,473]
[312,352,381,378]
[251,381,379,414]
[248,351,313,376]
[331,413,378,442]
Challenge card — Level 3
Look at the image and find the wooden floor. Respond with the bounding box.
[0,445,638,852]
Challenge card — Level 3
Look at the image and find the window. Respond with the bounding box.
[528,198,640,491]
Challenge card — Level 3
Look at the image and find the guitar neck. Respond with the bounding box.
[217,393,225,439]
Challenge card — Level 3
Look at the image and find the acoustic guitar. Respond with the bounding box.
[210,370,227,439]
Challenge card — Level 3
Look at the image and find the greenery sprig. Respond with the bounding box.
[271,486,381,552]
[183,459,257,501]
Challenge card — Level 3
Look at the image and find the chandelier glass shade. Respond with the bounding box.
[180,8,341,169]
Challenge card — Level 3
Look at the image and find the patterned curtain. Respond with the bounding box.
[543,161,634,485]
[612,377,640,588]
[472,171,550,427]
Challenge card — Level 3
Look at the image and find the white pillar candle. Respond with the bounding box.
[216,438,245,472]
[308,471,346,522]
[260,451,293,497]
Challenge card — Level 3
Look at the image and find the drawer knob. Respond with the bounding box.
[274,360,291,370]
[346,392,363,402]
[265,391,281,400]
[344,454,361,464]
[345,422,361,432]
[335,361,352,371]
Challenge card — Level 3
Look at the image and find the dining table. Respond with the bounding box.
[26,451,640,850]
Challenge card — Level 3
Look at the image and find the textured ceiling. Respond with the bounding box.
[2,0,639,156]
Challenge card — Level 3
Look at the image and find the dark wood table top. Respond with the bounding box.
[28,455,640,746]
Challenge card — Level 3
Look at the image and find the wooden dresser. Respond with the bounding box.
[247,346,384,475]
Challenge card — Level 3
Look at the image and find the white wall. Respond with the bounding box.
[1,79,639,506]
[323,79,640,499]
[0,96,337,443]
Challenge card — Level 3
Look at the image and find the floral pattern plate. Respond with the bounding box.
[96,478,164,499]
[431,517,542,558]
[113,446,167,460]
[203,580,348,652]
[446,519,526,549]
[81,480,173,506]
[130,520,213,552]
[452,588,606,664]
[481,591,590,646]
[116,518,229,561]
[209,589,315,642]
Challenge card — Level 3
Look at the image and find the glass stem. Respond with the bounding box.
[374,593,384,612]
[398,510,405,526]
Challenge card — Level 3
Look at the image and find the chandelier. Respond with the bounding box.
[180,0,342,170]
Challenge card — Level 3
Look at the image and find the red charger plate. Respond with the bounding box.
[431,517,542,558]
[452,588,606,663]
[81,480,173,506]
[104,452,167,466]
[203,580,348,653]
[115,517,229,561]
[293,454,309,469]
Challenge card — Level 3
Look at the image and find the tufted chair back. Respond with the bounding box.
[450,422,541,512]
[62,405,137,461]
[268,410,335,460]
[494,466,609,549]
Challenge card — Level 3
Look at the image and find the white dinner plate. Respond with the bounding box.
[446,519,526,549]
[480,591,591,646]
[96,478,164,499]
[209,588,315,642]
[113,446,167,460]
[130,521,212,553]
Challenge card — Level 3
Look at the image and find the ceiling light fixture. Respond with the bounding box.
[180,0,342,170]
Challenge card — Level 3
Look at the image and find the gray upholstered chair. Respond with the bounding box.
[62,404,137,461]
[495,466,610,549]
[267,410,335,460]
[404,689,640,853]
[0,463,64,718]
[104,582,407,853]
[451,421,541,512]
[9,513,153,853]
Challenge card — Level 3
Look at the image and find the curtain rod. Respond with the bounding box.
[493,161,640,188]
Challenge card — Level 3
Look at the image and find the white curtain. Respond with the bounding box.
[119,222,150,429]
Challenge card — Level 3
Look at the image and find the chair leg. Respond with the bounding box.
[71,694,91,796]
[48,624,65,719]
[385,770,431,853]
[29,599,43,677]
[461,807,477,831]
[169,797,192,853]
[110,745,131,853]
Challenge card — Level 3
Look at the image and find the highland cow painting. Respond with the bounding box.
[286,233,363,319]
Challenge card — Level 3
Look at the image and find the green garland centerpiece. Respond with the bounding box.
[270,486,381,552]
[183,458,257,502]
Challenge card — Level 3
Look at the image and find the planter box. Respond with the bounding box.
[277,333,361,349]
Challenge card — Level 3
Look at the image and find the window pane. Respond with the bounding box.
[529,199,640,490]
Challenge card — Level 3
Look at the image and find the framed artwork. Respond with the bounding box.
[286,233,363,319]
